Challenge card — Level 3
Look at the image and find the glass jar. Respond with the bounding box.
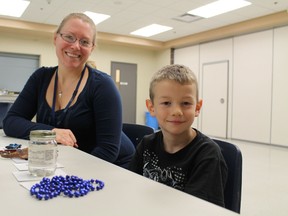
[28,130,57,177]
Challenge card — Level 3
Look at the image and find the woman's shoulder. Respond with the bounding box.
[26,66,56,85]
[31,66,56,78]
[88,67,113,81]
[87,67,118,94]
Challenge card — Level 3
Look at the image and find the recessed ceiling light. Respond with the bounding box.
[130,24,173,37]
[187,0,251,18]
[84,11,111,25]
[0,0,30,18]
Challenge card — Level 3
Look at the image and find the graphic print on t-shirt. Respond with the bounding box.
[143,150,186,190]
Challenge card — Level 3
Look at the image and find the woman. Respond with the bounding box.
[3,13,135,168]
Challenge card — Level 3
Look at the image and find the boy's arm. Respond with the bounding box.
[184,157,227,207]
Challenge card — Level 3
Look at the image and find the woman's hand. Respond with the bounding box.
[52,128,78,148]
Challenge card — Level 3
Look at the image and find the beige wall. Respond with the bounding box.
[0,31,170,125]
[0,32,57,66]
[3,10,286,125]
[92,42,170,123]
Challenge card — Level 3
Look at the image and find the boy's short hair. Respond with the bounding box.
[149,64,199,102]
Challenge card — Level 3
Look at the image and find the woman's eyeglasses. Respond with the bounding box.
[59,33,94,48]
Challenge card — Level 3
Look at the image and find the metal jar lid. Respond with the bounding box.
[29,130,56,138]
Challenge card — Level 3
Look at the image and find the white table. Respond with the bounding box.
[0,130,237,216]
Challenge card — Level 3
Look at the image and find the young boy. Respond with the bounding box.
[129,64,227,207]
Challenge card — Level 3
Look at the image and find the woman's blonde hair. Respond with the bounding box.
[56,13,97,44]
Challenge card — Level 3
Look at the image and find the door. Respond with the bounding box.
[201,61,228,138]
[111,62,137,123]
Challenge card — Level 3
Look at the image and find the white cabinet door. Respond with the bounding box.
[271,26,288,147]
[232,30,273,144]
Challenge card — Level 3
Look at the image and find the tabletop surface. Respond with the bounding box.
[0,130,237,216]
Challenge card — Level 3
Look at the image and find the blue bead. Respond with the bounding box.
[30,189,35,195]
[36,194,43,200]
[75,191,80,197]
[30,175,104,200]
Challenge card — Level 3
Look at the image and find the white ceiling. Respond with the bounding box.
[2,0,288,42]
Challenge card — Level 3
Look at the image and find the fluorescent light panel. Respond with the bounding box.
[0,0,30,17]
[84,11,110,25]
[188,0,251,18]
[130,24,173,37]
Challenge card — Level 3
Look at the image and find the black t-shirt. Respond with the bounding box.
[129,129,228,207]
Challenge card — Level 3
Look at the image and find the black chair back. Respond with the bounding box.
[122,123,154,148]
[213,139,242,213]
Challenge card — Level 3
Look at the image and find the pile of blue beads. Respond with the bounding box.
[30,175,104,200]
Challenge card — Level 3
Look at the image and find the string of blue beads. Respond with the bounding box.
[30,175,104,200]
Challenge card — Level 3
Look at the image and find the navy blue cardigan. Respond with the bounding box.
[3,66,135,168]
